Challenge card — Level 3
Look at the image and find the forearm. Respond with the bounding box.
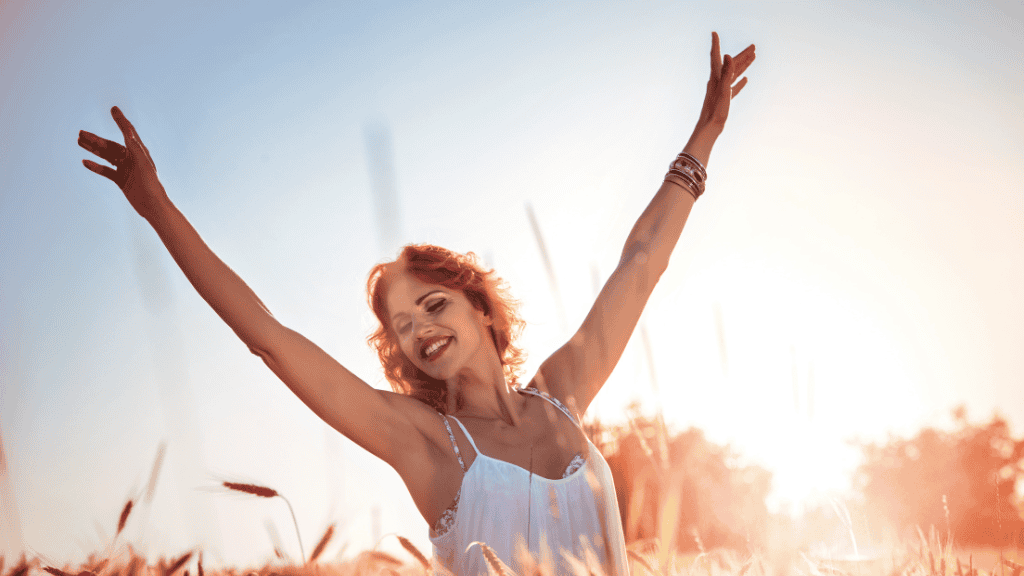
[621,125,720,277]
[681,123,722,169]
[145,196,280,353]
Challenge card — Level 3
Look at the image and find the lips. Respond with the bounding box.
[420,336,453,361]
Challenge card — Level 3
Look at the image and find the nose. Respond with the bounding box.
[413,316,435,340]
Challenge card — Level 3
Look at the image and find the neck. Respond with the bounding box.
[446,360,525,427]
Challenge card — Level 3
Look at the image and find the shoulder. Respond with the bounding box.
[519,379,583,423]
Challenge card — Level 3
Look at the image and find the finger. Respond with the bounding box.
[83,159,119,182]
[732,45,756,78]
[722,54,734,86]
[110,106,157,168]
[110,106,137,140]
[711,31,722,80]
[732,76,749,98]
[78,130,127,165]
[110,106,147,159]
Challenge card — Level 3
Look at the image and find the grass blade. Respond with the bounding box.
[308,524,335,564]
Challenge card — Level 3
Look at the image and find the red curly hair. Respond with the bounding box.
[367,244,526,413]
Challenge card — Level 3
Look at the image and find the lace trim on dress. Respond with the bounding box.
[563,453,586,478]
[431,454,587,538]
[431,390,587,539]
[430,488,461,538]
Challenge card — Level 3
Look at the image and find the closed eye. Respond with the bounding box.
[427,299,446,313]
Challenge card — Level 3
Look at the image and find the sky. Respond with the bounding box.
[1,0,1022,569]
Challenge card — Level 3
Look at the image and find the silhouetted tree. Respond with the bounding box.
[590,403,772,552]
[855,406,1024,546]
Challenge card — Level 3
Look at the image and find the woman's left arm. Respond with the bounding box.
[535,33,755,416]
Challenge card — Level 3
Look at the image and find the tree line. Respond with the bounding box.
[589,404,1024,550]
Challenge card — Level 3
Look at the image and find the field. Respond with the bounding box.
[3,410,1021,576]
[2,472,1021,576]
[2,534,1022,576]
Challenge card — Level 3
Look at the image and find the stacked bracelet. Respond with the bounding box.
[664,152,707,200]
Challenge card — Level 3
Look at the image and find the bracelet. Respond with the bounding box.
[663,151,707,200]
[665,172,700,201]
[678,152,707,179]
[670,158,706,185]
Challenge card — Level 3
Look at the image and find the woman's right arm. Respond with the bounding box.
[78,107,432,470]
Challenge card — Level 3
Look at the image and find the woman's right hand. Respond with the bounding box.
[79,106,167,220]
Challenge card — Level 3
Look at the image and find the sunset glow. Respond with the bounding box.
[1,0,1021,567]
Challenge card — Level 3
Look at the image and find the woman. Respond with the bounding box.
[78,32,754,576]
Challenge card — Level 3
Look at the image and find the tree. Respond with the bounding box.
[855,406,1024,546]
[591,403,772,552]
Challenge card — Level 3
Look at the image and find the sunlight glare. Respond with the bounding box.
[675,251,921,511]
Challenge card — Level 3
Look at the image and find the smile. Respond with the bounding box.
[420,336,453,361]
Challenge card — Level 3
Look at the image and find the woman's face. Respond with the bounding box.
[385,268,494,381]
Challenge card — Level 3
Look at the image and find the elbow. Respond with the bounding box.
[242,316,286,362]
[249,344,272,361]
[621,240,669,285]
[244,331,280,365]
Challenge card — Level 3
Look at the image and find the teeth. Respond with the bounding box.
[424,338,449,358]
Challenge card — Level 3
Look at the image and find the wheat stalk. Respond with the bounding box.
[116,500,133,537]
[223,482,278,498]
[222,482,304,562]
[396,535,430,572]
[163,551,193,576]
[468,542,517,576]
[308,524,335,564]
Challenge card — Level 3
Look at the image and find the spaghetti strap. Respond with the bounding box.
[517,386,582,429]
[448,416,481,454]
[438,413,467,472]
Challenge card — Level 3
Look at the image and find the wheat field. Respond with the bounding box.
[4,461,1022,576]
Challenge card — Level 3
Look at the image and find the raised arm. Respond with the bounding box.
[78,107,433,471]
[534,33,756,416]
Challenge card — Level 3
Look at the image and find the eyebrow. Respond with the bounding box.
[391,290,444,323]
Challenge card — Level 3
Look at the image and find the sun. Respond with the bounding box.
[647,250,924,512]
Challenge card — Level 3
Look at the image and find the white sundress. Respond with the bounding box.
[428,386,629,576]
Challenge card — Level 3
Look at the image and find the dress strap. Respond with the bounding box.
[438,413,467,472]
[447,416,481,455]
[516,386,582,429]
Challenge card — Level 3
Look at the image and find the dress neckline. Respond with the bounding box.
[466,443,591,484]
[450,387,590,483]
[429,443,591,539]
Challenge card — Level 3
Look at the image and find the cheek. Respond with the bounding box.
[390,334,415,365]
[400,340,420,364]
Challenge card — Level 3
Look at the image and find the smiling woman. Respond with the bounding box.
[77,31,754,576]
[366,245,526,414]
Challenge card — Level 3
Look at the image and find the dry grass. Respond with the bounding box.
[7,538,1022,576]
[5,420,1021,576]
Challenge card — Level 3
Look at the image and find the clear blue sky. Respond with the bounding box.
[1,0,1021,568]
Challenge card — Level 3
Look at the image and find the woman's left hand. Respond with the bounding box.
[682,32,755,166]
[697,32,755,135]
